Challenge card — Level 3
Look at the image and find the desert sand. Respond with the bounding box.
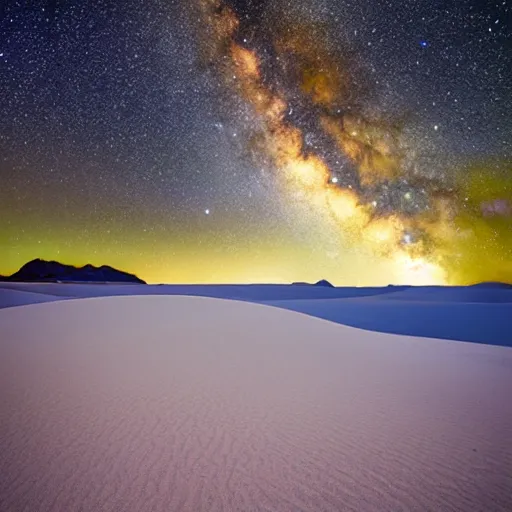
[1,282,511,345]
[1,295,511,511]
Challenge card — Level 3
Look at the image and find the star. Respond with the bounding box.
[0,0,509,286]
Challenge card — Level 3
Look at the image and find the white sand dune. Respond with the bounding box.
[1,295,511,511]
[2,282,511,345]
[0,287,66,309]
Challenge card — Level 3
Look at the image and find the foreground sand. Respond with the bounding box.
[1,296,511,511]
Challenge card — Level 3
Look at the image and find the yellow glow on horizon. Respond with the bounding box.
[1,219,442,286]
[394,254,446,286]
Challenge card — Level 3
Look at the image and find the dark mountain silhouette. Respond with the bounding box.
[314,279,334,287]
[4,259,146,284]
[469,282,512,289]
[292,279,335,287]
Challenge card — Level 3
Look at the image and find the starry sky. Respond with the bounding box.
[1,0,511,285]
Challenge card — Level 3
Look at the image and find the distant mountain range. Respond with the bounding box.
[2,260,508,288]
[0,259,146,284]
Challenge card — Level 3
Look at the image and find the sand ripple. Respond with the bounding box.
[1,296,511,511]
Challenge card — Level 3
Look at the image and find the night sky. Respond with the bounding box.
[1,0,511,285]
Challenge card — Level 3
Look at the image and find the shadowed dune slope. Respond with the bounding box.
[1,296,511,512]
[264,298,512,346]
[360,285,512,303]
[0,288,65,309]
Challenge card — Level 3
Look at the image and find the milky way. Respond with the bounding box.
[191,0,512,283]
